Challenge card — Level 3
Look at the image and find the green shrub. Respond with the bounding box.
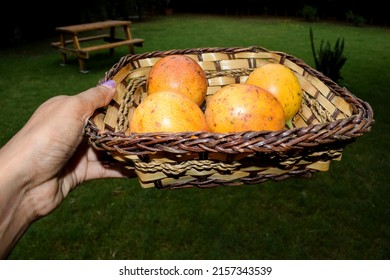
[309,27,347,83]
[346,10,366,27]
[301,5,318,22]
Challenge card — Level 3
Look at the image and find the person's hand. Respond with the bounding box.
[0,80,130,258]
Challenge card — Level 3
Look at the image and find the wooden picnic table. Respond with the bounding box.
[51,20,144,73]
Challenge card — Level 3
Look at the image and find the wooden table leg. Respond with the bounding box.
[58,33,68,66]
[71,35,89,73]
[59,52,68,66]
[78,59,89,73]
[123,24,135,54]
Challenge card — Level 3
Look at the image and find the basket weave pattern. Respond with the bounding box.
[85,46,374,189]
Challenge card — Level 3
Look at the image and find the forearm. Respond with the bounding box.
[0,138,36,259]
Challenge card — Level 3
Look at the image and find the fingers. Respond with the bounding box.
[85,160,136,181]
[83,138,136,181]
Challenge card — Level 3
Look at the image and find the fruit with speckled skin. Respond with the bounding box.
[129,91,209,133]
[204,84,285,133]
[246,63,302,128]
[147,55,207,105]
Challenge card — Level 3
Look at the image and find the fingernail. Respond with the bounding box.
[101,80,116,89]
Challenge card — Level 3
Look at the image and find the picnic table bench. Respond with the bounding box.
[51,20,144,73]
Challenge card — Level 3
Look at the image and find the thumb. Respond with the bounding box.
[77,80,117,113]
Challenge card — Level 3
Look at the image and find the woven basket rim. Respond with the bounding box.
[85,46,375,156]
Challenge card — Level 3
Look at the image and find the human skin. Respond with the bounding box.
[0,81,131,259]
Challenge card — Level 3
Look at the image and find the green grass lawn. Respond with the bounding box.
[1,14,389,259]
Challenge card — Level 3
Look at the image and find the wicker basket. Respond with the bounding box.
[85,46,374,189]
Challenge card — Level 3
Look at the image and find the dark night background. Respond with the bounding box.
[1,0,388,46]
